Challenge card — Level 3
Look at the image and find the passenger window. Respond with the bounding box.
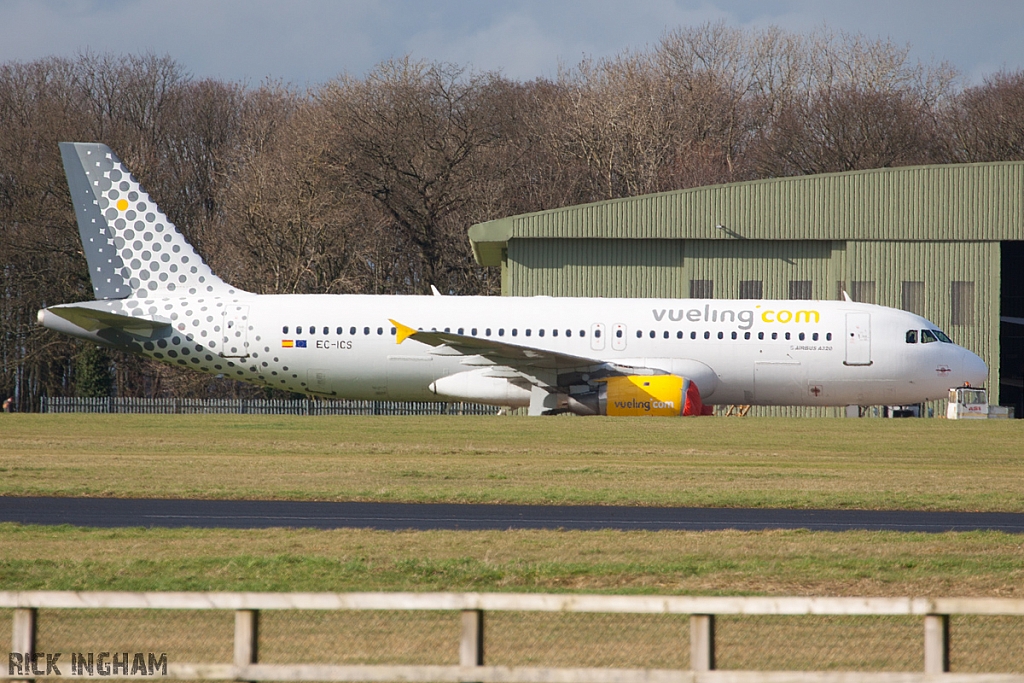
[594,330,600,338]
[364,327,370,335]
[472,328,478,336]
[799,332,805,341]
[826,333,832,341]
[744,332,751,340]
[297,326,303,334]
[512,329,518,337]
[458,328,464,335]
[336,327,342,335]
[539,329,545,337]
[704,331,710,339]
[444,327,450,333]
[785,332,791,340]
[758,332,764,340]
[486,328,492,336]
[921,329,938,343]
[350,327,356,335]
[677,331,683,339]
[649,330,656,339]
[812,332,818,341]
[731,331,737,340]
[310,326,316,335]
[906,330,917,344]
[580,330,586,337]
[718,331,724,339]
[390,327,396,335]
[691,331,697,339]
[772,332,778,340]
[498,329,505,336]
[525,329,531,337]
[377,327,383,335]
[663,331,669,339]
[282,326,289,334]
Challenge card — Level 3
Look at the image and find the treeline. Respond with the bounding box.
[2,24,1023,408]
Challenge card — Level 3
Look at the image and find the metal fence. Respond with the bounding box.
[3,592,1024,681]
[38,397,501,416]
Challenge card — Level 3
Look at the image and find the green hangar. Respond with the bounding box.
[468,162,1024,417]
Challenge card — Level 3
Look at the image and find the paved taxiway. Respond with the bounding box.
[1,497,1023,532]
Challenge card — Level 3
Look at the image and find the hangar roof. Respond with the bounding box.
[469,161,1024,266]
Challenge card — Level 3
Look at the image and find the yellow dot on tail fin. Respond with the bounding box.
[116,199,128,211]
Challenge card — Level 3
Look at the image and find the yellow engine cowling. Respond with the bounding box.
[566,375,707,416]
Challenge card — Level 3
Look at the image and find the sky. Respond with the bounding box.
[1,0,1022,87]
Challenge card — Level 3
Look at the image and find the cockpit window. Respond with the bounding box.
[934,329,953,343]
[905,330,917,344]
[921,329,938,343]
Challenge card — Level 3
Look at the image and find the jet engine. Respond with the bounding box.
[566,375,706,416]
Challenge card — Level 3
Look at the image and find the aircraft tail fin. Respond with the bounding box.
[60,142,238,300]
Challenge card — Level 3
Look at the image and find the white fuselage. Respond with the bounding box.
[44,293,988,408]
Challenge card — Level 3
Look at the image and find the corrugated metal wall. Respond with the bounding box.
[682,241,834,299]
[840,240,1001,397]
[487,162,1024,245]
[505,239,685,298]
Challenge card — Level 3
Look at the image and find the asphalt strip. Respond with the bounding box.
[0,497,1022,532]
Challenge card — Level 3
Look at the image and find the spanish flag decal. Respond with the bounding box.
[281,340,294,348]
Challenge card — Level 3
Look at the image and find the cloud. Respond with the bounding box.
[0,0,1022,86]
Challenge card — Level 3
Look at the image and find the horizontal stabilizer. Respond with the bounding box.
[47,305,171,337]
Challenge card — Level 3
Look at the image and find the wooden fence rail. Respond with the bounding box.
[3,592,1024,681]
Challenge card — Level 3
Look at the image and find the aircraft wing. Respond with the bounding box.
[47,305,172,337]
[390,319,610,374]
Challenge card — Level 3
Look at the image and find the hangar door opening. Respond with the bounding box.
[1001,241,1024,417]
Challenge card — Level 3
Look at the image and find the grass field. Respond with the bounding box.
[2,414,1023,672]
[1,414,1021,510]
[1,524,1022,596]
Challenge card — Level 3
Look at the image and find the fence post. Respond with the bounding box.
[460,609,484,667]
[12,607,36,680]
[690,614,715,671]
[924,613,949,673]
[234,609,259,678]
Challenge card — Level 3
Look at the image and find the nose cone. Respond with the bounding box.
[961,349,988,387]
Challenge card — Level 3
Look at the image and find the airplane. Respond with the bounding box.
[38,142,988,416]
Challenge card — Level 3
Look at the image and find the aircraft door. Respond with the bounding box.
[590,323,605,351]
[221,305,250,358]
[612,323,628,351]
[844,313,872,366]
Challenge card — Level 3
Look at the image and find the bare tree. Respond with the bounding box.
[751,29,955,176]
[949,71,1024,162]
[319,58,508,294]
